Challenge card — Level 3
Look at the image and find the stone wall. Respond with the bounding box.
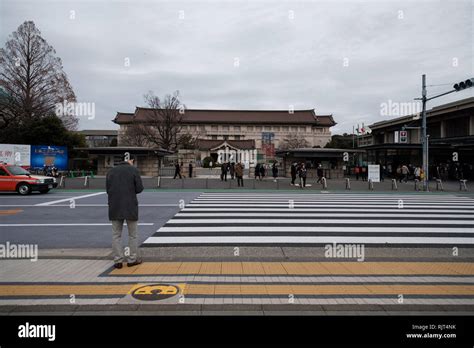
[96,154,160,177]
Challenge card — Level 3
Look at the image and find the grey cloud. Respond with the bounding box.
[0,0,472,132]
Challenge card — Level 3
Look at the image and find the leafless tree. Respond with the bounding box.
[121,123,148,147]
[279,133,310,149]
[135,90,187,150]
[0,21,78,130]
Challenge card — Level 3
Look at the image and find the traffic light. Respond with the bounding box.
[400,130,408,143]
[453,78,473,91]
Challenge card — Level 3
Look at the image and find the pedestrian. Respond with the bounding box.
[229,162,235,180]
[173,161,182,179]
[396,165,402,182]
[414,166,421,181]
[380,164,385,182]
[290,162,297,185]
[401,164,409,183]
[298,162,307,188]
[235,162,244,187]
[255,163,261,180]
[361,166,367,181]
[272,162,278,182]
[259,163,265,180]
[354,166,360,181]
[106,157,144,269]
[220,162,228,181]
[188,162,193,178]
[316,164,324,184]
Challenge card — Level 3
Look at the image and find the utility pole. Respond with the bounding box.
[415,76,472,192]
[421,74,428,191]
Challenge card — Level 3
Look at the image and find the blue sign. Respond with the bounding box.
[30,145,68,170]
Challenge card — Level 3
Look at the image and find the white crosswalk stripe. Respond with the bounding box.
[142,193,474,246]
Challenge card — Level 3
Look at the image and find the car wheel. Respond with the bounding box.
[39,189,50,194]
[17,183,31,195]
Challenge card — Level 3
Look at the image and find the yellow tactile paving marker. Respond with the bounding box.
[0,284,473,297]
[108,261,474,276]
[1,262,473,302]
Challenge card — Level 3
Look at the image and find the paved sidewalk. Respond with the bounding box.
[1,258,473,315]
[55,176,471,192]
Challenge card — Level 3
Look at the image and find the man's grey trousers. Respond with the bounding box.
[111,219,139,263]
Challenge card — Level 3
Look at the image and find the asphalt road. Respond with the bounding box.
[0,190,199,248]
[1,189,474,259]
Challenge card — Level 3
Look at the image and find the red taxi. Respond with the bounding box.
[0,163,58,195]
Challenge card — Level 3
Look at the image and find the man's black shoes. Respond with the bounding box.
[114,263,123,269]
[127,260,143,267]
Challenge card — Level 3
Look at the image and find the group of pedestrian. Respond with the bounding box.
[220,161,245,186]
[290,162,312,188]
[395,164,423,183]
[173,161,194,179]
[220,162,234,181]
[353,166,368,181]
[254,162,280,182]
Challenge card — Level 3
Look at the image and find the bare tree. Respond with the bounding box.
[0,21,78,130]
[279,133,310,149]
[177,132,197,149]
[121,123,148,147]
[137,91,186,151]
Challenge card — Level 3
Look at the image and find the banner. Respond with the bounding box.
[368,164,380,182]
[261,132,275,157]
[30,145,68,170]
[0,144,30,166]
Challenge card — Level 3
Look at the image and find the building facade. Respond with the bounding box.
[113,108,336,162]
[77,130,118,148]
[359,97,474,179]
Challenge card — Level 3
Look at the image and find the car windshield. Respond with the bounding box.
[7,166,31,175]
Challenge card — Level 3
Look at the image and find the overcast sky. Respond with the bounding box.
[1,0,472,133]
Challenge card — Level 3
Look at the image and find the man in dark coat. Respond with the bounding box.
[221,162,228,181]
[106,158,144,269]
[290,162,297,185]
[316,164,324,184]
[173,162,182,179]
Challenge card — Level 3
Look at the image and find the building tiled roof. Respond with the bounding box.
[195,139,256,150]
[113,108,336,126]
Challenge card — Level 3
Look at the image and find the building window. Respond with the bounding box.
[299,126,306,132]
[222,125,229,131]
[291,126,298,132]
[234,135,241,140]
[273,126,280,131]
[445,116,469,137]
[199,125,205,130]
[256,126,262,131]
[247,126,254,131]
[282,126,289,131]
[211,135,217,140]
[264,126,271,131]
[234,126,241,132]
[211,125,218,131]
[189,125,196,131]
